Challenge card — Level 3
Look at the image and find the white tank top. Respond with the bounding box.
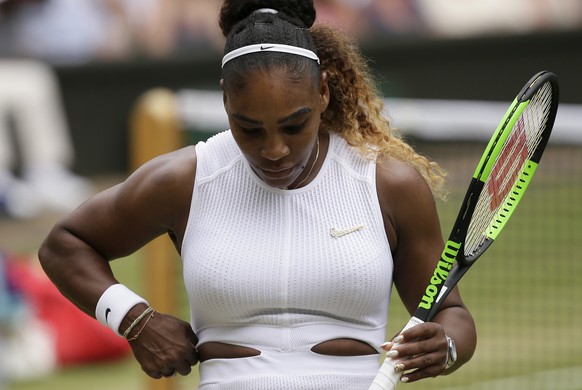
[182,130,393,352]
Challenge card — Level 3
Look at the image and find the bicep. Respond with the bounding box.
[60,150,195,261]
[377,160,461,315]
[62,183,166,261]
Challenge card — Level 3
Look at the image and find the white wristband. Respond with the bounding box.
[95,284,148,336]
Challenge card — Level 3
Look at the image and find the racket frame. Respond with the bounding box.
[419,70,559,322]
[369,71,559,390]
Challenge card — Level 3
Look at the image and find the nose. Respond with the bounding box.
[260,135,290,161]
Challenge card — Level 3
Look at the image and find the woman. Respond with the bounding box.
[38,1,476,388]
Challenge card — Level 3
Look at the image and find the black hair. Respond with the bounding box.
[219,0,320,89]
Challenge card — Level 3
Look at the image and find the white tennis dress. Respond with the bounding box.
[182,130,393,389]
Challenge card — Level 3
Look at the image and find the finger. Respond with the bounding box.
[393,352,447,381]
[401,322,439,341]
[185,326,199,345]
[175,361,193,376]
[185,328,200,365]
[394,336,446,360]
[147,370,163,379]
[399,362,446,384]
[379,341,393,351]
[415,338,434,355]
[379,332,405,351]
[179,343,198,366]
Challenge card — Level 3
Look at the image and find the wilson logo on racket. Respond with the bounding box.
[487,119,528,211]
[418,240,461,310]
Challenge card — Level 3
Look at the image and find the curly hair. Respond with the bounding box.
[218,0,446,197]
[311,24,446,197]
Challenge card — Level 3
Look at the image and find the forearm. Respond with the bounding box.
[38,223,119,317]
[433,305,477,373]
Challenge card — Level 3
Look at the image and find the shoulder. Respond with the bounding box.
[376,156,434,206]
[117,146,197,228]
[126,146,197,193]
[376,156,438,250]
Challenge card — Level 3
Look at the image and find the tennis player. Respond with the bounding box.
[38,1,476,388]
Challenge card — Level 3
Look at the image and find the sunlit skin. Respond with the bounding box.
[222,68,330,189]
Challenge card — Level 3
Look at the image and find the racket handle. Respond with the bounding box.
[368,317,424,390]
[369,357,402,390]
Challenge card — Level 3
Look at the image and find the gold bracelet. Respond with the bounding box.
[127,310,155,342]
[122,306,154,339]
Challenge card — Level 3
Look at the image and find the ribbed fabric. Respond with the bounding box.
[181,131,393,388]
[198,351,378,389]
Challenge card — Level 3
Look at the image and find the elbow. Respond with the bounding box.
[38,228,61,276]
[37,223,77,278]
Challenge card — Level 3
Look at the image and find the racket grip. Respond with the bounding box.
[368,317,424,390]
[368,357,402,390]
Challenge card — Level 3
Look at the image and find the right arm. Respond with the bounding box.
[38,146,199,378]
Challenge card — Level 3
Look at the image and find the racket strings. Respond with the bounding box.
[464,82,554,256]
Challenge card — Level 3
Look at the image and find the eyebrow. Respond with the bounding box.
[232,107,312,126]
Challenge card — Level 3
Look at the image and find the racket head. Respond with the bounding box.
[462,71,559,263]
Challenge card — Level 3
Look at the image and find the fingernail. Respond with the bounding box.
[380,341,390,348]
[400,376,409,383]
[386,350,398,359]
[394,363,405,372]
[393,335,404,344]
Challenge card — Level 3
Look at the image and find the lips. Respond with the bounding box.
[259,166,295,181]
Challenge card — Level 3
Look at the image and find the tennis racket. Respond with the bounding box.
[369,70,559,390]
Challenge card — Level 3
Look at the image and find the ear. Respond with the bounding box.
[220,79,228,107]
[319,71,330,113]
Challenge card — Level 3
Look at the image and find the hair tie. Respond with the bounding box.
[254,8,278,14]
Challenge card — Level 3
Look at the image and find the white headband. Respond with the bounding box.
[222,43,320,68]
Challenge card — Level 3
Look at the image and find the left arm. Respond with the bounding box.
[376,158,477,382]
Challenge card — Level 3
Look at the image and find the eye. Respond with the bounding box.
[239,126,262,135]
[284,120,308,134]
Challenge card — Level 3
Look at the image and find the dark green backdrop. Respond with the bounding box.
[54,30,582,175]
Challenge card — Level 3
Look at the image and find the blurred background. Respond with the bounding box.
[0,0,581,389]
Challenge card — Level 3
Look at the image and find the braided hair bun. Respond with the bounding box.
[219,0,316,37]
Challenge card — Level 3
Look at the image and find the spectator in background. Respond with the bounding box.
[314,0,372,38]
[0,60,92,218]
[313,0,426,40]
[364,0,425,36]
[111,0,224,58]
[0,0,126,65]
[0,0,224,64]
[2,0,581,64]
[415,0,582,37]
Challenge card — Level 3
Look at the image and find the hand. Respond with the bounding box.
[128,311,199,379]
[380,322,448,383]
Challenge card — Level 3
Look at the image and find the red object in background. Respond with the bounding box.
[6,256,131,365]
